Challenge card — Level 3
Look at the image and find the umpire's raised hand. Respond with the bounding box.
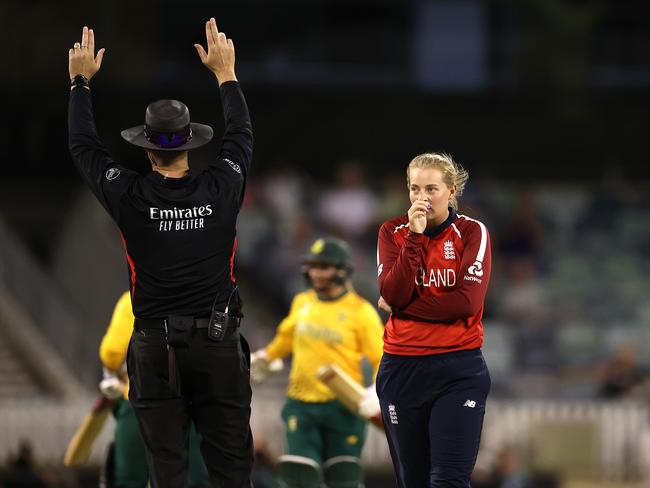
[68,26,105,81]
[194,17,237,85]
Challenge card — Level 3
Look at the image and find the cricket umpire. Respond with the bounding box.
[68,19,254,487]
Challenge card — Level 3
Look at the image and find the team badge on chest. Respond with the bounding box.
[443,240,456,260]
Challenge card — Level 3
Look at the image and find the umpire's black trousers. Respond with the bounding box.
[127,325,253,488]
[376,348,491,488]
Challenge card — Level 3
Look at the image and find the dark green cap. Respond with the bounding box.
[303,237,352,268]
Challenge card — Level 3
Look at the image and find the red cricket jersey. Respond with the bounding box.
[377,210,492,355]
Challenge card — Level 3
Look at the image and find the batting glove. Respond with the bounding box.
[250,349,284,383]
[357,385,381,420]
[99,373,125,400]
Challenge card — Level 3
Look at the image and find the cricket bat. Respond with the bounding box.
[317,363,383,430]
[63,396,115,466]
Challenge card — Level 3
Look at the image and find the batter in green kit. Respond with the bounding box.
[251,238,385,487]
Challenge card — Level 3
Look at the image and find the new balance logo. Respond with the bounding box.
[388,404,398,424]
[463,400,476,408]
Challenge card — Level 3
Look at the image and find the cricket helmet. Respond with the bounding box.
[303,237,352,270]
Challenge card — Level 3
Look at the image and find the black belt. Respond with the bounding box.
[134,317,241,331]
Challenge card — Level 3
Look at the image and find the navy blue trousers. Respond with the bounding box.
[376,348,491,488]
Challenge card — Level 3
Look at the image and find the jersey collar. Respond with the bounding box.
[316,289,350,302]
[424,207,456,238]
[147,168,197,188]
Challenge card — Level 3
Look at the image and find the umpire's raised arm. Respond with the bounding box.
[196,18,253,186]
[67,26,127,215]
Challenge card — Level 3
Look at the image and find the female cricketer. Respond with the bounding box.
[376,153,492,487]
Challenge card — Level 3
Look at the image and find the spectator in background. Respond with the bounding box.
[375,171,408,225]
[598,344,648,399]
[263,214,321,308]
[317,161,378,241]
[481,447,531,488]
[495,190,545,326]
[498,257,546,326]
[4,440,45,488]
[497,189,544,264]
[494,189,555,390]
[237,163,317,310]
[261,159,306,242]
[236,179,274,267]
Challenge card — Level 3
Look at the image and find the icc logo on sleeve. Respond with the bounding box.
[105,168,121,181]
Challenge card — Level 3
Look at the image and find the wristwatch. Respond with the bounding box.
[70,74,90,90]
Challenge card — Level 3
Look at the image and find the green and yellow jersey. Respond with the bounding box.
[265,289,384,403]
[99,291,134,399]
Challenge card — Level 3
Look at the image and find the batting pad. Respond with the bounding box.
[278,454,323,488]
[323,456,364,488]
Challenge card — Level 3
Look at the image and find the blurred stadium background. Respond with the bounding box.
[1,0,650,487]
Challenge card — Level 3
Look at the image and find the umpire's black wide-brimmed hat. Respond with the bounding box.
[121,99,213,151]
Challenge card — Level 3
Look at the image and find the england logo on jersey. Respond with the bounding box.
[443,240,456,260]
[388,404,399,424]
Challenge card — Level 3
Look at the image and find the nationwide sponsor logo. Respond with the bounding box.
[149,205,213,232]
[464,275,482,284]
[105,168,121,180]
[388,404,398,424]
[224,158,241,174]
[463,400,476,408]
[468,260,484,277]
[443,240,456,260]
[415,267,456,288]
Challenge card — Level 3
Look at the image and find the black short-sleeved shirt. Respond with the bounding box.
[68,82,253,319]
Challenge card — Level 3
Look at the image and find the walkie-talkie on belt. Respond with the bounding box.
[208,286,238,342]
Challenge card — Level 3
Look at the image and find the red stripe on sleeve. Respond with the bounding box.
[119,233,137,298]
[229,236,238,283]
